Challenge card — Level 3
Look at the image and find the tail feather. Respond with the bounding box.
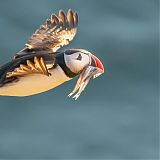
[0,61,14,85]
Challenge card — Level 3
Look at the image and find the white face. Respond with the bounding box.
[64,52,90,73]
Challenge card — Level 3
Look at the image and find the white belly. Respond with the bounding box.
[0,66,71,97]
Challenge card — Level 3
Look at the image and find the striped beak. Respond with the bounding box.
[91,55,104,78]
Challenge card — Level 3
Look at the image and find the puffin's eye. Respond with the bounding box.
[76,54,82,61]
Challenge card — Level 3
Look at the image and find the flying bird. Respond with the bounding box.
[0,9,104,99]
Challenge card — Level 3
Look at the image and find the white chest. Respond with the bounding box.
[0,65,71,97]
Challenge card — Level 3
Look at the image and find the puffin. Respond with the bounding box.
[0,9,104,100]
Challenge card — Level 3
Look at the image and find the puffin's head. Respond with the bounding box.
[64,49,104,100]
[64,49,104,76]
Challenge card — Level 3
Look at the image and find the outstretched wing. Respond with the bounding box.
[0,53,56,86]
[26,9,78,52]
[6,56,51,78]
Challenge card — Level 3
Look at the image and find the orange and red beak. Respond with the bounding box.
[91,55,104,74]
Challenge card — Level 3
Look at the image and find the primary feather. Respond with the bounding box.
[26,9,78,52]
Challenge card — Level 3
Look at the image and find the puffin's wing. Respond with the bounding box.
[6,56,51,78]
[26,9,78,52]
[0,53,56,86]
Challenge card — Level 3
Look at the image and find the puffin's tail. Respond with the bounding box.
[0,61,14,86]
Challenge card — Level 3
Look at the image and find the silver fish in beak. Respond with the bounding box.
[68,54,104,100]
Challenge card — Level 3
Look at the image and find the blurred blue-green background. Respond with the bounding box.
[0,0,158,159]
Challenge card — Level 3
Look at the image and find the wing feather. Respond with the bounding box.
[6,56,51,78]
[26,9,78,52]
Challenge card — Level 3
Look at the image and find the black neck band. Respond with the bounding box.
[56,53,78,78]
